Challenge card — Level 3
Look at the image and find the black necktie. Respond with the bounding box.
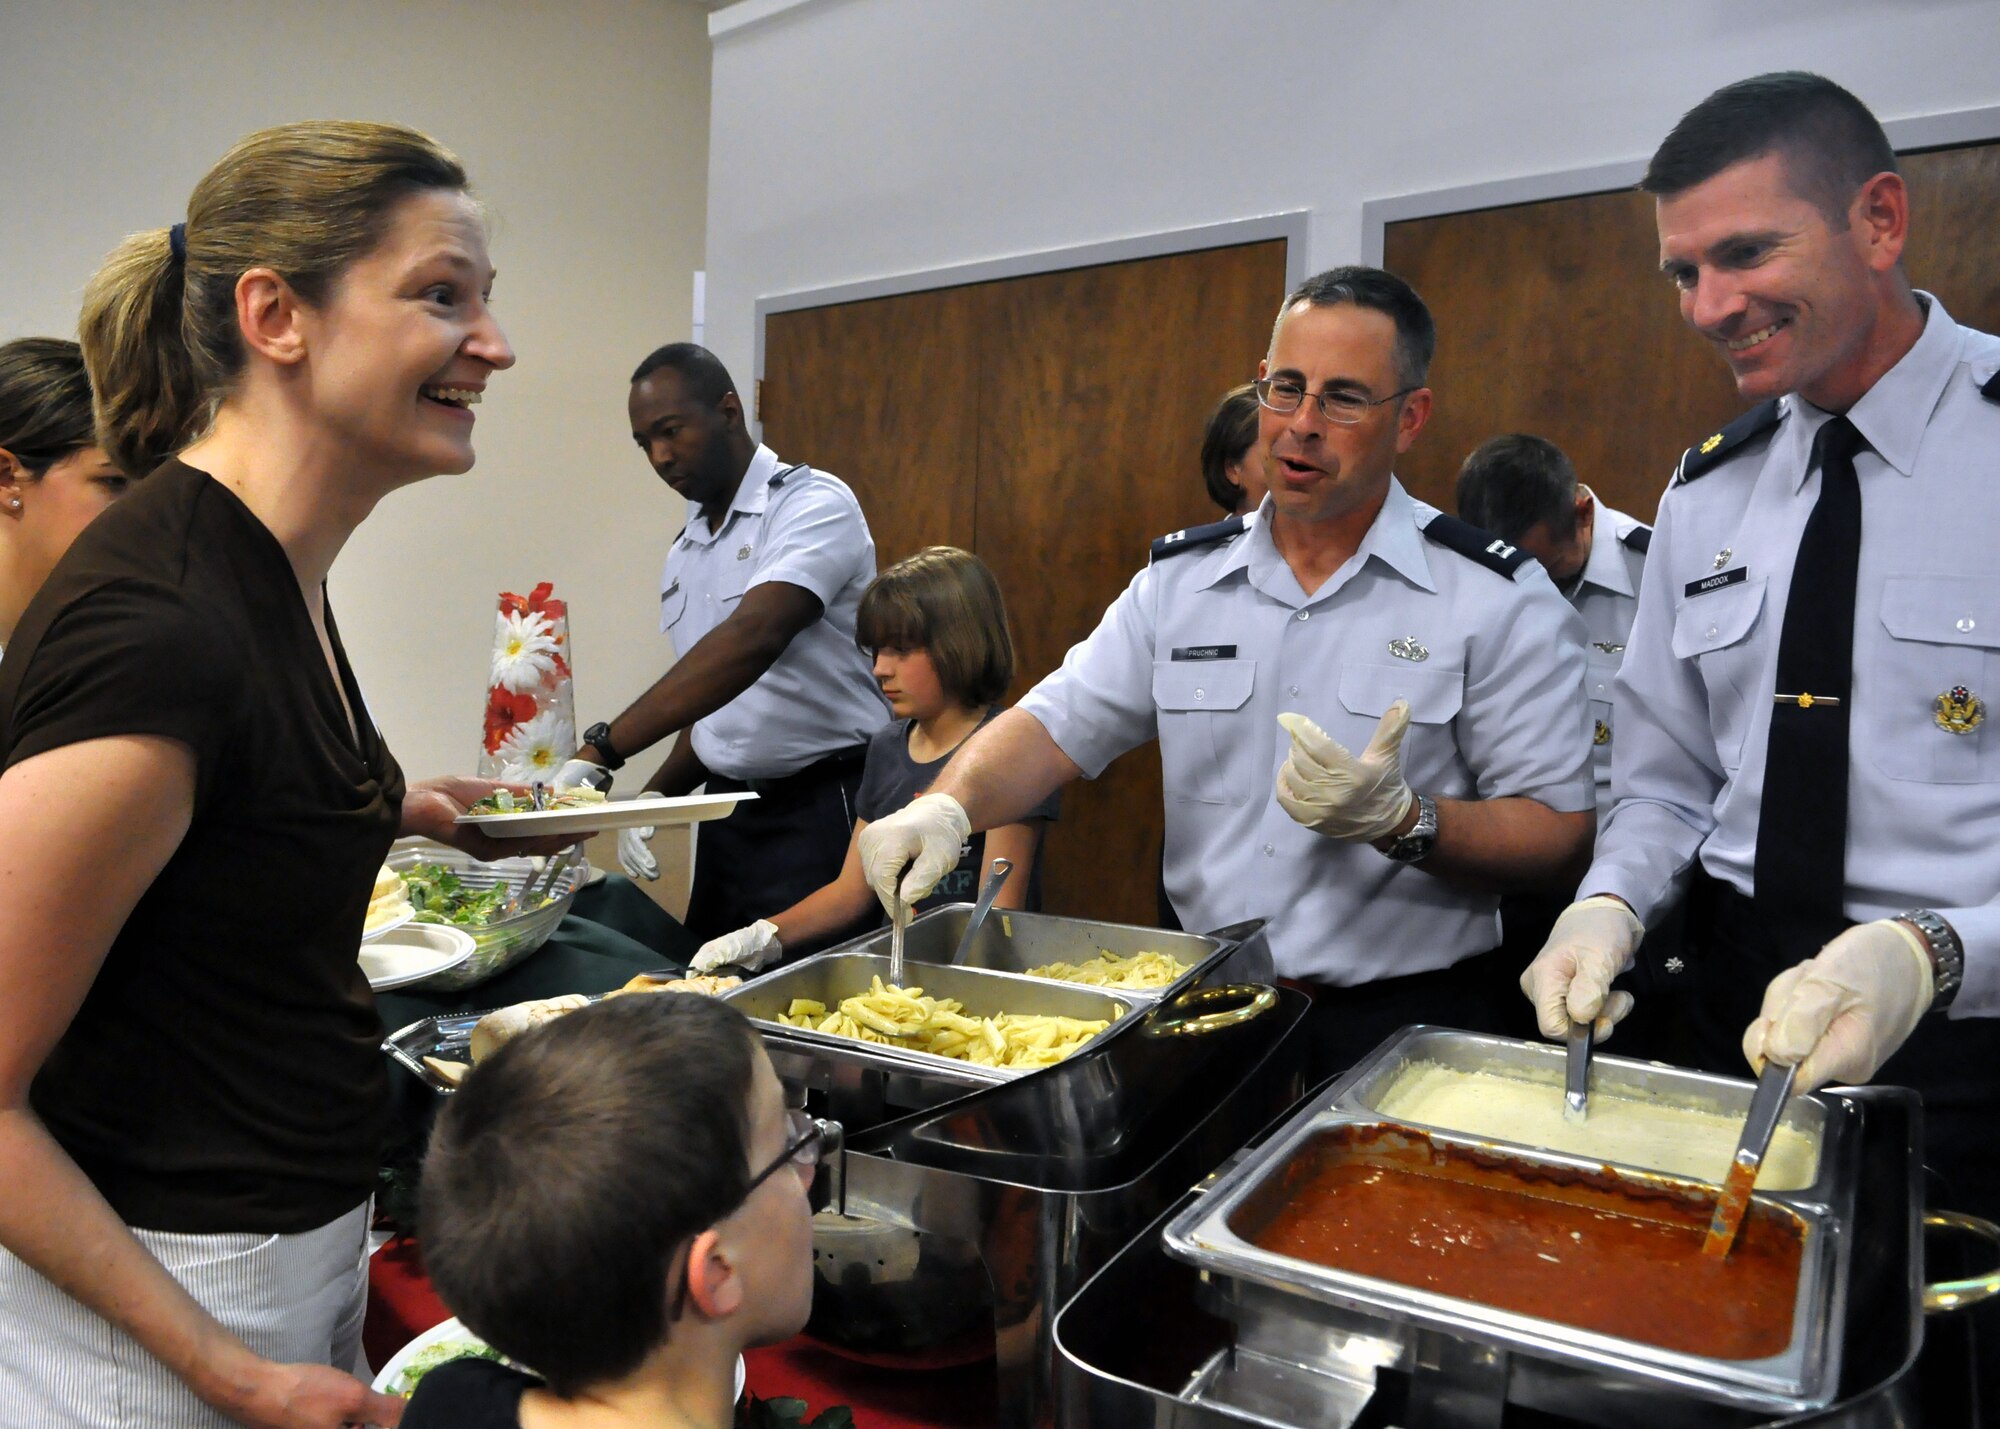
[1752,415,1864,957]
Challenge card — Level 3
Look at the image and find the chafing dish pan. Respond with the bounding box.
[1162,1026,1861,1417]
[838,903,1234,1000]
[720,951,1147,1088]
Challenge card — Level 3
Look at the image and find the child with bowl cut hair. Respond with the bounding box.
[690,546,1057,974]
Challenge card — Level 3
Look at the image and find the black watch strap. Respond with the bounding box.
[581,721,626,772]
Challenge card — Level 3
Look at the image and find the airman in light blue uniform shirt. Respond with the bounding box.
[1569,500,1652,823]
[1019,479,1594,985]
[1586,296,2000,1017]
[659,442,887,781]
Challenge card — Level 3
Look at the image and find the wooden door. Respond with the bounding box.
[1384,140,2000,524]
[762,240,1289,927]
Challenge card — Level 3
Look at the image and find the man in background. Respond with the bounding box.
[1455,434,1651,823]
[572,344,886,941]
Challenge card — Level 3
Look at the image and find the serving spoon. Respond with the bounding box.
[1702,1058,1798,1258]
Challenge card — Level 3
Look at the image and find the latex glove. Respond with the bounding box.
[1519,896,1646,1041]
[692,919,783,975]
[1742,919,1936,1090]
[553,758,613,793]
[618,825,659,881]
[1274,705,1416,842]
[858,792,972,916]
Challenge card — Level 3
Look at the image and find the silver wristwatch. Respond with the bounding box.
[1382,794,1438,864]
[1899,908,1963,1012]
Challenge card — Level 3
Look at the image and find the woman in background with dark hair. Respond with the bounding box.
[0,338,130,649]
[1199,381,1267,518]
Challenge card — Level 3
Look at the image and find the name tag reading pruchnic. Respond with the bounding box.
[1684,566,1747,598]
[1172,645,1237,661]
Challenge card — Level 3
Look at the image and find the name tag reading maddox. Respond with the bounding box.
[1172,645,1237,661]
[1684,567,1748,598]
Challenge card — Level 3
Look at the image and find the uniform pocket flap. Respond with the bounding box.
[1152,659,1256,711]
[1671,578,1767,659]
[1338,663,1463,724]
[1880,575,2000,649]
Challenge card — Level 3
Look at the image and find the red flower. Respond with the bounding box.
[483,685,539,753]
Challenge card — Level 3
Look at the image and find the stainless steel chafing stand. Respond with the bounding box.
[1057,1085,1992,1429]
[729,918,1310,1429]
[1162,1027,1862,1422]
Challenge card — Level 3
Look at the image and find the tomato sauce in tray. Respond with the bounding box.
[1231,1124,1803,1361]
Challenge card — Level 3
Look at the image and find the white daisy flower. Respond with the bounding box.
[496,710,578,783]
[491,609,561,693]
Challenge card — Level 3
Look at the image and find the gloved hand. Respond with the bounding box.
[1519,896,1646,1041]
[1742,919,1935,1090]
[1274,705,1416,842]
[692,919,783,975]
[554,758,613,793]
[857,793,972,916]
[618,825,659,881]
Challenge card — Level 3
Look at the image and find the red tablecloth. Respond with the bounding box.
[367,1236,996,1429]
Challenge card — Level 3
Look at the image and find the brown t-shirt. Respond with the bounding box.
[0,460,402,1234]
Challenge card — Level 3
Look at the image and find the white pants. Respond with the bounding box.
[0,1200,371,1429]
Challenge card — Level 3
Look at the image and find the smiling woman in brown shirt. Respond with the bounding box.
[0,122,560,1429]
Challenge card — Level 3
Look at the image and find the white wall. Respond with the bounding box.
[703,0,2000,403]
[1,0,711,780]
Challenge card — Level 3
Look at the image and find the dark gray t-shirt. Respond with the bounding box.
[854,709,1059,911]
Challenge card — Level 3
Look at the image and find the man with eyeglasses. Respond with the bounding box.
[860,266,1595,1075]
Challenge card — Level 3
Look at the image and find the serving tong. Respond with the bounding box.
[948,859,1012,965]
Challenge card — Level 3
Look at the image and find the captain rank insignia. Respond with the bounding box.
[1934,685,1985,735]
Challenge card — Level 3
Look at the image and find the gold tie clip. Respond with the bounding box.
[1773,692,1840,709]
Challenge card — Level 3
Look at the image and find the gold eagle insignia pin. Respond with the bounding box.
[1935,685,1985,735]
[1593,719,1611,746]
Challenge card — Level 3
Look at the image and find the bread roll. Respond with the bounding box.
[468,993,590,1063]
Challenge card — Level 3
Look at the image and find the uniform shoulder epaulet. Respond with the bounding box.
[768,461,808,489]
[1420,513,1533,579]
[1150,514,1245,562]
[1675,399,1782,484]
[1619,523,1652,555]
[1981,369,2000,403]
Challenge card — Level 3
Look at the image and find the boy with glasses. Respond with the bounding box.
[406,994,835,1428]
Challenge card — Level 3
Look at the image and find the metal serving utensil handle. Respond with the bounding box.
[1563,1019,1592,1124]
[1702,1058,1798,1257]
[888,897,908,987]
[948,858,1011,966]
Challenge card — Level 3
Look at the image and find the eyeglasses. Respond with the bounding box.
[666,1110,840,1322]
[743,1108,832,1197]
[1253,377,1417,426]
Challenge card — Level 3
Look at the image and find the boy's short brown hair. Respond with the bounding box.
[419,995,759,1397]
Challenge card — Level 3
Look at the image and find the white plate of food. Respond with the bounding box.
[372,1315,746,1401]
[454,790,758,838]
[359,924,477,992]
